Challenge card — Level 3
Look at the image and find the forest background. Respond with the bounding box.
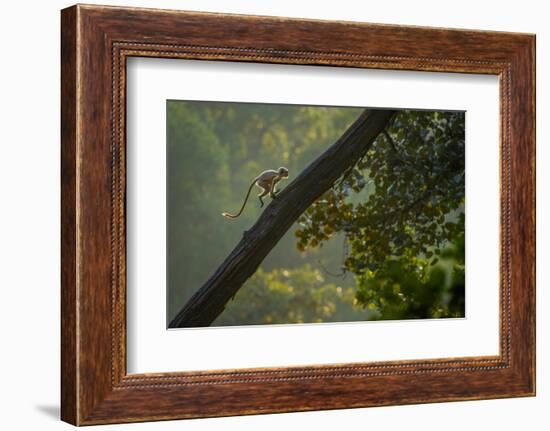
[167,101,465,327]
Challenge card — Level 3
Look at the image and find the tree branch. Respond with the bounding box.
[169,109,396,328]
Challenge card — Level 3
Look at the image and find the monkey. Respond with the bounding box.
[222,167,289,219]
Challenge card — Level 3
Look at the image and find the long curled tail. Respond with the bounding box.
[222,179,256,219]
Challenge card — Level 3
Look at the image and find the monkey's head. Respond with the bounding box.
[278,167,289,178]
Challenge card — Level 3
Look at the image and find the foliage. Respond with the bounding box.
[356,230,465,320]
[295,110,465,318]
[214,265,372,326]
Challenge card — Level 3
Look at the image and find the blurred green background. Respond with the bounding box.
[167,101,465,327]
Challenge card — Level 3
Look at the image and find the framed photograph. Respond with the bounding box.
[61,4,535,425]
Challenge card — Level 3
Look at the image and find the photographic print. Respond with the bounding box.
[167,101,465,329]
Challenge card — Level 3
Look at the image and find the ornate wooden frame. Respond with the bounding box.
[61,4,535,425]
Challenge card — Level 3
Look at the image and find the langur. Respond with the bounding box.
[222,167,289,219]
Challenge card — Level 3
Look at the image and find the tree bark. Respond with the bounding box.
[169,109,396,328]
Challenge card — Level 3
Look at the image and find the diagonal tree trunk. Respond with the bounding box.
[169,109,396,328]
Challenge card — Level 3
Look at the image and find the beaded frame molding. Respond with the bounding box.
[61,4,535,426]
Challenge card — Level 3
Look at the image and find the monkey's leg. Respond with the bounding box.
[258,189,269,208]
[270,179,279,199]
